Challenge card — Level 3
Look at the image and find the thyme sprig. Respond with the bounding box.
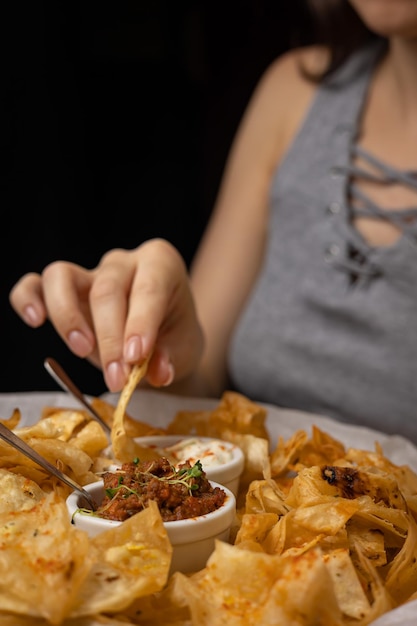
[106,459,204,499]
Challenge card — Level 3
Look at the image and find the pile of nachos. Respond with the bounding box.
[0,365,416,625]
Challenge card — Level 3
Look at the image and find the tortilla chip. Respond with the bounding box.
[68,420,109,458]
[167,391,269,440]
[170,541,343,625]
[91,397,167,438]
[324,548,371,619]
[70,501,172,618]
[0,408,22,430]
[0,490,91,624]
[0,468,45,513]
[17,410,87,441]
[111,360,162,463]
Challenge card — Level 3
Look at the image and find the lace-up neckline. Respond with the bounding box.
[349,145,417,229]
[330,145,417,283]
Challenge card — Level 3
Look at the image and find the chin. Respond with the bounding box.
[348,0,417,39]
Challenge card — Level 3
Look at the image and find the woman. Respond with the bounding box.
[10,1,417,442]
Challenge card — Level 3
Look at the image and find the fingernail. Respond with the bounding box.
[23,305,41,326]
[106,361,126,391]
[139,333,153,358]
[161,361,175,387]
[68,330,93,357]
[124,335,142,363]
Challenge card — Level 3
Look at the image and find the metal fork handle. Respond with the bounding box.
[44,357,111,435]
[0,422,96,510]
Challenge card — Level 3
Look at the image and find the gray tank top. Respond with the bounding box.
[228,41,417,444]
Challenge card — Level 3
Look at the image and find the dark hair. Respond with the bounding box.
[305,0,382,80]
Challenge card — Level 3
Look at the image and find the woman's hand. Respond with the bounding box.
[9,239,204,392]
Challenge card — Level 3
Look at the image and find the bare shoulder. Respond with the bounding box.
[263,45,329,88]
[263,45,329,109]
[250,45,329,156]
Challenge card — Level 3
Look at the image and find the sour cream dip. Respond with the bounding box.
[163,438,235,467]
[131,435,245,496]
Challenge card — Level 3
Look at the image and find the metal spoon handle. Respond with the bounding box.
[0,422,96,510]
[44,357,111,435]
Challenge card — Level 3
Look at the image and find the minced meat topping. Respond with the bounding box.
[97,456,227,522]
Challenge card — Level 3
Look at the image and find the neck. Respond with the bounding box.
[383,38,417,119]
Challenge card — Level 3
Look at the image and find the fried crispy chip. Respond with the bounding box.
[348,522,387,567]
[29,437,98,487]
[269,429,309,477]
[0,468,45,513]
[167,391,269,439]
[384,512,417,604]
[166,409,212,436]
[0,408,22,430]
[349,546,395,621]
[234,511,279,549]
[270,426,346,478]
[324,548,371,619]
[169,541,343,625]
[111,360,162,463]
[3,392,417,625]
[17,410,87,441]
[70,501,172,618]
[68,420,109,458]
[0,439,44,475]
[244,478,289,516]
[0,488,92,624]
[0,464,47,484]
[291,498,360,535]
[0,616,135,626]
[167,391,270,505]
[206,391,269,439]
[91,397,167,437]
[0,473,171,624]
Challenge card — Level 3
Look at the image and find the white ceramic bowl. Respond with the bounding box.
[66,479,236,575]
[132,435,245,497]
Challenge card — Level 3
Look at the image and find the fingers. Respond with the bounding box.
[88,248,138,390]
[99,240,192,389]
[84,241,188,391]
[9,264,98,363]
[9,273,49,327]
[41,262,97,359]
[123,239,183,362]
[121,239,204,388]
[9,240,204,394]
[145,346,176,388]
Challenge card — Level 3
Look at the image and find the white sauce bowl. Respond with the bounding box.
[132,435,245,497]
[66,479,236,575]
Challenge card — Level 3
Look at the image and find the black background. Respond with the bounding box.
[1,1,312,395]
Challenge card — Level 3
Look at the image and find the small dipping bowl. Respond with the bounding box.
[132,435,245,498]
[66,479,236,575]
